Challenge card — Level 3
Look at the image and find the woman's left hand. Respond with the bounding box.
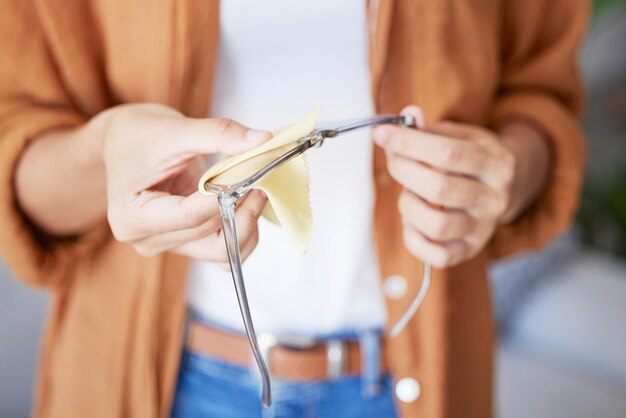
[373,105,548,268]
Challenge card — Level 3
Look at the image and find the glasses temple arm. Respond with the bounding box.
[218,193,272,407]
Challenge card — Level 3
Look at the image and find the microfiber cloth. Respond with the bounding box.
[198,107,321,253]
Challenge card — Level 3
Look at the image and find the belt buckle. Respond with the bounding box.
[325,339,347,379]
[252,333,347,380]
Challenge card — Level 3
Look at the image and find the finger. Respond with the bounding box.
[116,191,221,241]
[402,225,468,268]
[172,224,259,267]
[426,120,485,140]
[154,156,210,196]
[428,122,515,190]
[398,190,474,242]
[132,216,223,256]
[214,235,256,271]
[386,154,497,212]
[237,225,260,261]
[229,189,267,251]
[171,117,273,157]
[373,125,492,178]
[400,105,425,129]
[124,182,262,243]
[171,232,229,263]
[237,189,268,216]
[212,204,263,266]
[135,187,261,244]
[427,121,514,183]
[170,190,266,262]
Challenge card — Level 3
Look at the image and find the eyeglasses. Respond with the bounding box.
[202,114,431,407]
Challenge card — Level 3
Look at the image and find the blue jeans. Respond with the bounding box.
[171,337,398,418]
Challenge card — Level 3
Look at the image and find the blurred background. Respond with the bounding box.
[1,1,625,417]
[493,1,626,416]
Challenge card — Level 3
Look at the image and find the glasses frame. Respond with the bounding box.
[208,114,431,407]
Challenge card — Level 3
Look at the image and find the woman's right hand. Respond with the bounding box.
[102,103,271,263]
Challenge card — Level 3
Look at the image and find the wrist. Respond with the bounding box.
[13,108,119,236]
[498,120,550,225]
[81,105,123,166]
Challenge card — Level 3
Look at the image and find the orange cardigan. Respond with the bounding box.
[0,0,588,417]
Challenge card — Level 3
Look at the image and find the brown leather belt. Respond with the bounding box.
[186,320,388,381]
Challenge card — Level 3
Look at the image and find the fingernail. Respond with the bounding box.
[401,105,425,129]
[245,129,272,143]
[373,127,389,145]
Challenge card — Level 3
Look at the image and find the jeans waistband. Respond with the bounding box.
[187,309,386,396]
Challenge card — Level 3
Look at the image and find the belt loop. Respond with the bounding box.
[182,308,193,346]
[359,329,382,397]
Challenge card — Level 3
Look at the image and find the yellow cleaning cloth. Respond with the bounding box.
[198,107,321,253]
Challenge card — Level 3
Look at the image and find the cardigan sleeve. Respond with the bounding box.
[0,0,108,288]
[486,0,589,259]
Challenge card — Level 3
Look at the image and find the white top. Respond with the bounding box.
[186,0,387,336]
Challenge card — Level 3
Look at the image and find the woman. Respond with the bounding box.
[0,0,588,417]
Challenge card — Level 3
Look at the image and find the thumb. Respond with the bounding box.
[176,117,273,156]
[400,105,425,129]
